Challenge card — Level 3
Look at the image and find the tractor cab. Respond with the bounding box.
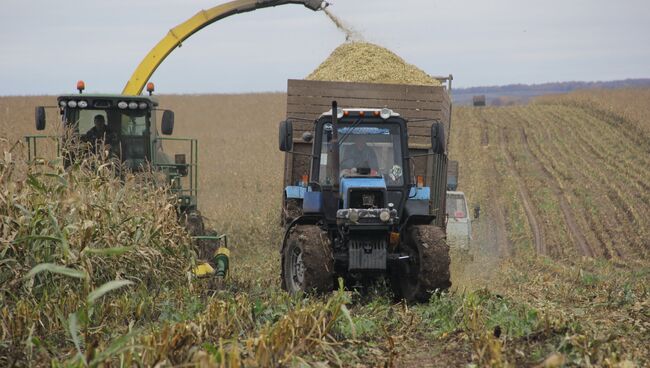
[311,108,408,227]
[28,82,198,213]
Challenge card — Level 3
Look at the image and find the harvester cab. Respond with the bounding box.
[28,83,198,214]
[279,102,451,301]
[28,83,229,279]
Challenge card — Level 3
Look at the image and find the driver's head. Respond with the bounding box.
[93,115,106,130]
[353,134,368,149]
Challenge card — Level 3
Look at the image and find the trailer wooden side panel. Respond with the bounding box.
[284,79,452,187]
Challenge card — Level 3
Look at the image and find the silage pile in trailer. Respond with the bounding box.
[307,42,440,86]
[0,150,195,362]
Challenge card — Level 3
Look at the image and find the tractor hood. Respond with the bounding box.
[340,176,386,209]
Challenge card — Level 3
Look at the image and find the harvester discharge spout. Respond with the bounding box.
[122,0,329,96]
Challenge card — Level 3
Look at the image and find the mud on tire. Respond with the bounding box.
[282,225,334,294]
[282,198,303,227]
[392,225,451,302]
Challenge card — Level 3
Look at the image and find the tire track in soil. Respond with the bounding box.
[491,178,512,258]
[518,127,595,258]
[516,107,630,259]
[545,108,650,225]
[473,109,510,257]
[518,107,622,259]
[497,125,547,255]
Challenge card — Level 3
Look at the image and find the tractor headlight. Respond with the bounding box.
[349,209,359,223]
[379,209,391,222]
[139,102,148,109]
[380,108,391,120]
[128,102,138,110]
[67,100,78,108]
[59,100,67,107]
[78,100,88,108]
[118,101,128,109]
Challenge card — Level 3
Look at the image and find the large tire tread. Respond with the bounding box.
[393,225,451,302]
[282,225,333,293]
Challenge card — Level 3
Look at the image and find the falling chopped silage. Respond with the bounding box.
[323,8,364,42]
[307,42,440,86]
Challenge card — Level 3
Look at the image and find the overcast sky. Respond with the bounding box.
[1,0,649,95]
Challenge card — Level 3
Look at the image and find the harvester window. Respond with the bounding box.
[74,109,107,136]
[121,114,147,136]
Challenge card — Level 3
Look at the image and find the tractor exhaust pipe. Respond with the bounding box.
[328,100,340,190]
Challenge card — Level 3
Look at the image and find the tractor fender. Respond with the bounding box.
[400,214,436,237]
[280,215,324,254]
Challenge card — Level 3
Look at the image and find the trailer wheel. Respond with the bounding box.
[392,225,451,302]
[282,225,333,294]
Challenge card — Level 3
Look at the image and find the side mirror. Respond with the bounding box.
[473,205,481,219]
[431,122,445,154]
[279,120,293,152]
[161,110,175,135]
[35,106,46,131]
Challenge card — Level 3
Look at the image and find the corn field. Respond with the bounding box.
[0,88,648,366]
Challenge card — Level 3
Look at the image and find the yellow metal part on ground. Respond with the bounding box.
[216,246,230,258]
[193,262,215,277]
[193,246,231,278]
[122,0,326,96]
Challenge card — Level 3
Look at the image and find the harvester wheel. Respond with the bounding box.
[392,225,451,302]
[282,225,333,294]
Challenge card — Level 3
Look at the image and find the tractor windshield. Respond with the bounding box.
[319,123,404,186]
[65,108,151,169]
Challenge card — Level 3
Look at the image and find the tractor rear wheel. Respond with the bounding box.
[282,225,333,294]
[392,225,451,302]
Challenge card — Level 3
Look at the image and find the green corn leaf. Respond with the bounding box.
[47,208,71,258]
[68,312,86,365]
[82,246,134,257]
[87,280,134,305]
[90,328,141,366]
[339,304,356,339]
[41,172,68,188]
[25,263,88,280]
[26,174,46,193]
[12,203,32,217]
[12,235,64,244]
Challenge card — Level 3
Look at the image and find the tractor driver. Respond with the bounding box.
[83,115,116,148]
[340,133,379,175]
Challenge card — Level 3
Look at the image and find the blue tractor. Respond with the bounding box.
[279,101,451,301]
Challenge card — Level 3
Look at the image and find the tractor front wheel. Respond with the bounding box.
[392,225,451,302]
[282,225,333,294]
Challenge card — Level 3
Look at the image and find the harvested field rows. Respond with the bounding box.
[451,101,650,263]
